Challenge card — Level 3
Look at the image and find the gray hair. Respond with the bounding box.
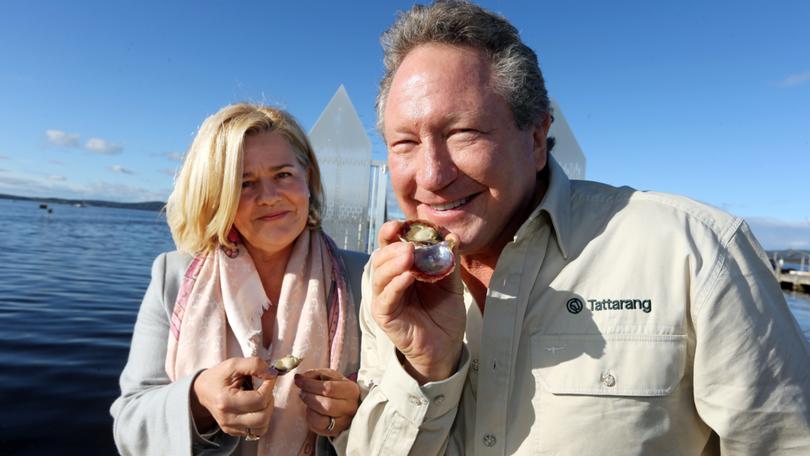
[376,0,552,135]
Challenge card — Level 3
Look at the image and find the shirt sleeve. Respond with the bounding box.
[336,262,469,455]
[109,253,239,456]
[692,220,810,454]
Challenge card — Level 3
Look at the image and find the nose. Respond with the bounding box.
[415,139,457,192]
[256,179,281,205]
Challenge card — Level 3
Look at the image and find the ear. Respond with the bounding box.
[531,113,552,172]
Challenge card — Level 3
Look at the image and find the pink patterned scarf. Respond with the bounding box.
[165,228,359,455]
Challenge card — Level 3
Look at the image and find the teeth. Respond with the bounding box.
[430,197,469,211]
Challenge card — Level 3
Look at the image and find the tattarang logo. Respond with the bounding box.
[566,294,654,314]
[566,298,584,314]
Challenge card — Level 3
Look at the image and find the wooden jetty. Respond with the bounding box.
[775,270,810,293]
[771,251,810,293]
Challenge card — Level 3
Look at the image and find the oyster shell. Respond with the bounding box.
[268,354,303,375]
[400,219,456,283]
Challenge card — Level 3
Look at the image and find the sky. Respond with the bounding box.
[0,0,808,249]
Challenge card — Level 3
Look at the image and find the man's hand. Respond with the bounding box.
[371,220,467,384]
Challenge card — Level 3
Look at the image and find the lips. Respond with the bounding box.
[426,193,478,212]
[256,210,289,221]
[429,197,468,211]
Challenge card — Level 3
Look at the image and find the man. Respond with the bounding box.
[339,1,810,454]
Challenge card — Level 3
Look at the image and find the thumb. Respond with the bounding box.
[256,373,277,397]
[224,357,271,391]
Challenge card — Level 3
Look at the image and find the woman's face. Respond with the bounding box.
[233,131,310,258]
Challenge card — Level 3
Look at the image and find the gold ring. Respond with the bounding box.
[245,428,260,441]
[326,417,336,432]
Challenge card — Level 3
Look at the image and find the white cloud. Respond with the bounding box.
[777,70,810,88]
[160,168,177,177]
[85,138,123,155]
[110,165,134,175]
[84,181,168,202]
[0,154,8,159]
[0,174,35,188]
[745,217,810,250]
[45,130,125,155]
[46,129,81,147]
[0,170,168,202]
[48,175,67,181]
[162,151,184,162]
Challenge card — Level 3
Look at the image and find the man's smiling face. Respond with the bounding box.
[383,43,547,259]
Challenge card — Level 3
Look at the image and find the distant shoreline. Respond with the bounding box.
[0,192,164,212]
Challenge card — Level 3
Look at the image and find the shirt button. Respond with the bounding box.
[433,395,445,405]
[482,434,497,447]
[601,372,616,387]
[472,359,479,372]
[408,395,423,406]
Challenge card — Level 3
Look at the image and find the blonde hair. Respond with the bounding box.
[166,103,324,254]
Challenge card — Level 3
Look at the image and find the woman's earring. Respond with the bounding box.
[227,227,240,244]
[222,227,241,258]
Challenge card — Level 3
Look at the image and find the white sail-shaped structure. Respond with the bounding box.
[549,99,586,179]
[309,85,375,252]
[308,89,584,253]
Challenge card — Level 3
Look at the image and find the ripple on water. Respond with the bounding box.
[0,201,174,454]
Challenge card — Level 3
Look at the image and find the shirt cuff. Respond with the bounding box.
[379,345,470,426]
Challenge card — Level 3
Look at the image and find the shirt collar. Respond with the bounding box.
[515,154,572,260]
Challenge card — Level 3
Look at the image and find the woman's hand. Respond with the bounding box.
[294,368,360,437]
[190,357,277,438]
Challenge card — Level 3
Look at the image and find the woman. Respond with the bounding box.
[111,103,367,455]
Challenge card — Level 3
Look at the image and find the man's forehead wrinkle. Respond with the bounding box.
[389,75,490,130]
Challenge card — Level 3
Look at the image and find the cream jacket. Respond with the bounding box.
[339,157,810,456]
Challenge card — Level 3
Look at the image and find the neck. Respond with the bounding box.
[460,171,549,312]
[244,242,294,305]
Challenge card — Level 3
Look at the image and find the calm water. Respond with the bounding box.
[0,199,809,455]
[0,200,174,455]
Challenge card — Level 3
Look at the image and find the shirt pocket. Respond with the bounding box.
[531,333,687,396]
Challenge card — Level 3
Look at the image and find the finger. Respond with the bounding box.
[226,380,275,413]
[227,409,273,432]
[218,358,276,412]
[299,390,357,417]
[225,356,271,380]
[253,375,277,408]
[220,424,247,437]
[374,271,415,319]
[305,409,352,437]
[330,415,351,435]
[377,220,406,248]
[370,241,414,280]
[444,232,460,252]
[225,424,267,440]
[371,243,414,298]
[295,371,359,400]
[222,357,271,392]
[297,368,343,382]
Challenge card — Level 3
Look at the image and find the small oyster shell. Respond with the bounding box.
[400,219,456,282]
[269,354,303,375]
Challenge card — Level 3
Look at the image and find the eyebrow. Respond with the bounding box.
[242,163,295,177]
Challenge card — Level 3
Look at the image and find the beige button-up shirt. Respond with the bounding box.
[338,158,810,455]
